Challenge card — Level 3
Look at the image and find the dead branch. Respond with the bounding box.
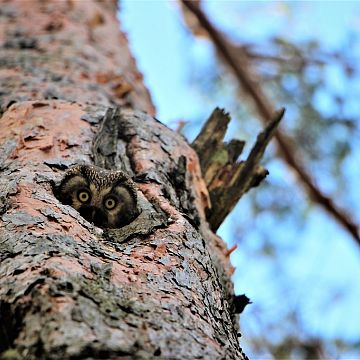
[193,107,284,231]
[182,0,360,245]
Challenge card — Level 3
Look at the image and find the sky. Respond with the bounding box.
[120,2,360,358]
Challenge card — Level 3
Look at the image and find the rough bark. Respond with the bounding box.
[0,1,248,359]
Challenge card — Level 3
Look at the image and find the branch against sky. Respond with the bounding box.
[181,0,360,246]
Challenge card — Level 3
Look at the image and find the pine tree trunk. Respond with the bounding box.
[0,1,247,359]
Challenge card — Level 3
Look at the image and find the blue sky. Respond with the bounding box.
[120,2,360,358]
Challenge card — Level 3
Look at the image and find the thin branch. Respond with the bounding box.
[182,0,360,245]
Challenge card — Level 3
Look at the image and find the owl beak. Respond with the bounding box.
[89,206,100,225]
[90,208,96,220]
[91,207,107,227]
[79,206,106,227]
[80,206,97,222]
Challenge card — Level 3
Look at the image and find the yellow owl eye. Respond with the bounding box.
[77,190,90,203]
[104,197,117,210]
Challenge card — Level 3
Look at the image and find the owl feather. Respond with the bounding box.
[57,165,138,228]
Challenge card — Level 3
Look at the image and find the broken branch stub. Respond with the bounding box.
[192,108,246,186]
[193,107,285,231]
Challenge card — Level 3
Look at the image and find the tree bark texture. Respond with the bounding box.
[0,1,247,359]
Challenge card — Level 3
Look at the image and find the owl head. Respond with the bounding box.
[57,165,138,228]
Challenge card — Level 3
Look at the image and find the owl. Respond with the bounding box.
[57,165,139,229]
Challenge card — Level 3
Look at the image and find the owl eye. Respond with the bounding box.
[77,190,91,203]
[104,196,117,210]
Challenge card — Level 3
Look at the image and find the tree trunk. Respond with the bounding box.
[0,1,248,359]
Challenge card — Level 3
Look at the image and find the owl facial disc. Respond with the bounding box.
[57,165,139,229]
